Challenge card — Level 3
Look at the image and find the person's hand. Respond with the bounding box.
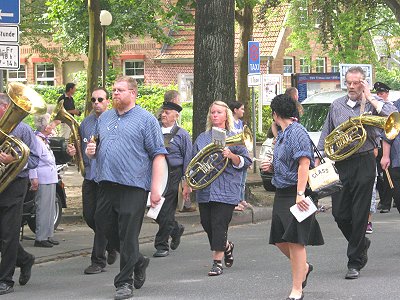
[361,80,373,101]
[85,141,96,157]
[67,143,76,156]
[296,194,309,211]
[381,156,390,170]
[150,191,161,208]
[222,147,234,159]
[0,152,15,164]
[314,158,321,167]
[260,158,273,173]
[182,184,192,201]
[30,178,39,191]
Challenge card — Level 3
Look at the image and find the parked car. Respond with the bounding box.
[259,90,346,191]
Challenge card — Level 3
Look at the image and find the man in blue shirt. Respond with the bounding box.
[0,93,40,295]
[86,76,168,300]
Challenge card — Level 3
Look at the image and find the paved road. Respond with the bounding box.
[4,210,400,300]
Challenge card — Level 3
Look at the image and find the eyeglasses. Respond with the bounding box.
[345,81,361,87]
[112,88,134,94]
[91,97,104,103]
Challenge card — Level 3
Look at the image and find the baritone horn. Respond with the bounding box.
[185,126,253,190]
[0,82,47,193]
[324,112,400,161]
[52,100,85,176]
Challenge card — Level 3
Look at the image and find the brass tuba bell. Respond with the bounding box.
[51,100,85,176]
[324,112,400,161]
[0,82,47,193]
[185,126,253,190]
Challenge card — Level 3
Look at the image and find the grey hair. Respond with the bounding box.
[0,93,11,105]
[345,66,366,79]
[34,113,51,132]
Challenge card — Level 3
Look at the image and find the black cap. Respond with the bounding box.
[162,101,182,112]
[373,82,391,93]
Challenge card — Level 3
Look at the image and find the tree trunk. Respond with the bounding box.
[193,0,236,141]
[86,0,102,116]
[385,0,400,24]
[235,5,254,126]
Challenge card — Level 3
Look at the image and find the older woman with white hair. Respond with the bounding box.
[185,101,252,276]
[29,113,62,248]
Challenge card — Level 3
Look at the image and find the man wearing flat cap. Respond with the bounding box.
[152,101,192,258]
[374,82,391,102]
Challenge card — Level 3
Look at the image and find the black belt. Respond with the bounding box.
[343,149,374,161]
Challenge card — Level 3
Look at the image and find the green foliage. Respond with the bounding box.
[375,66,400,90]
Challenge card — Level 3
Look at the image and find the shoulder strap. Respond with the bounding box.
[163,125,180,147]
[309,137,325,164]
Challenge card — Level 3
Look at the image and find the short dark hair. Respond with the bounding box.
[93,87,109,99]
[164,90,180,102]
[270,94,297,119]
[228,101,244,113]
[66,83,76,93]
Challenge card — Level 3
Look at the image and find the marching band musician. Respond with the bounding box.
[185,101,251,277]
[152,101,192,258]
[0,93,39,295]
[85,76,168,300]
[316,66,397,280]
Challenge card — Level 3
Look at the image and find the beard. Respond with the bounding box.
[112,99,128,111]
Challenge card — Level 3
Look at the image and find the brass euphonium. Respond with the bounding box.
[0,82,47,193]
[185,126,253,190]
[324,112,400,161]
[52,100,85,176]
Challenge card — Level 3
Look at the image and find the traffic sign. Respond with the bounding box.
[248,74,261,87]
[0,25,19,43]
[0,44,20,69]
[248,41,260,74]
[0,0,20,24]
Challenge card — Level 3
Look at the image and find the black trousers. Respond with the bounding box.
[154,167,182,251]
[95,182,147,288]
[82,179,112,268]
[378,168,394,210]
[389,167,400,213]
[199,202,235,252]
[0,177,32,286]
[333,152,375,269]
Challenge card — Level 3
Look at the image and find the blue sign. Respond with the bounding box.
[248,41,260,74]
[0,0,20,24]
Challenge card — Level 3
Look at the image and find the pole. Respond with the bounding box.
[102,25,106,88]
[252,86,257,173]
[0,71,3,92]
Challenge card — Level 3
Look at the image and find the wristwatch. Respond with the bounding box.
[297,191,305,196]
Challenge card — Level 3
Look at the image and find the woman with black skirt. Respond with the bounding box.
[261,94,324,300]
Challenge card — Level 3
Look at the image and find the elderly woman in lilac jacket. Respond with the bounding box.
[29,114,65,248]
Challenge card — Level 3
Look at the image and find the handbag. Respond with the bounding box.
[308,140,343,200]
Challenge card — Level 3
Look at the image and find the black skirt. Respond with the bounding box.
[269,186,324,246]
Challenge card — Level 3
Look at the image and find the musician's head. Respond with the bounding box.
[206,101,234,131]
[161,101,182,128]
[345,66,366,101]
[91,88,109,117]
[0,93,10,119]
[270,94,297,125]
[112,76,138,111]
[34,113,57,136]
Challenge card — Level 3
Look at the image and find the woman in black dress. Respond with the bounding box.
[261,94,324,300]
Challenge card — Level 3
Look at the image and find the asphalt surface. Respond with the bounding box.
[5,210,400,300]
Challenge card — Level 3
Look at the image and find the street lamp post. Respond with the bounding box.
[100,10,112,88]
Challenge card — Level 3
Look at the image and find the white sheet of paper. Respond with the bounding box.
[146,195,165,220]
[290,196,317,223]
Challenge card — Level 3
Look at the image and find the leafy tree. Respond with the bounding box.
[193,0,236,141]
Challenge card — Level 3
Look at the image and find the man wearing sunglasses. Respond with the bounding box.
[78,88,118,275]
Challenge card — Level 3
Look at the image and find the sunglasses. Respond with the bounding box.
[91,97,104,103]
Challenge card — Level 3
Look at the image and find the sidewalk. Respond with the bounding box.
[21,165,273,264]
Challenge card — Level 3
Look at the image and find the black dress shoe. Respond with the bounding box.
[302,263,313,288]
[133,256,150,289]
[170,224,185,250]
[48,238,59,245]
[153,249,169,257]
[345,268,360,279]
[107,250,118,265]
[380,208,390,213]
[19,255,35,286]
[360,237,371,269]
[0,282,14,295]
[114,283,133,300]
[34,240,53,248]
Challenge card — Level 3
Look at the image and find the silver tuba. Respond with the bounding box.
[0,82,47,193]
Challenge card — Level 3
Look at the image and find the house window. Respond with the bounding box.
[315,58,326,73]
[124,61,144,84]
[300,58,310,73]
[7,65,27,83]
[283,57,294,75]
[36,63,55,85]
